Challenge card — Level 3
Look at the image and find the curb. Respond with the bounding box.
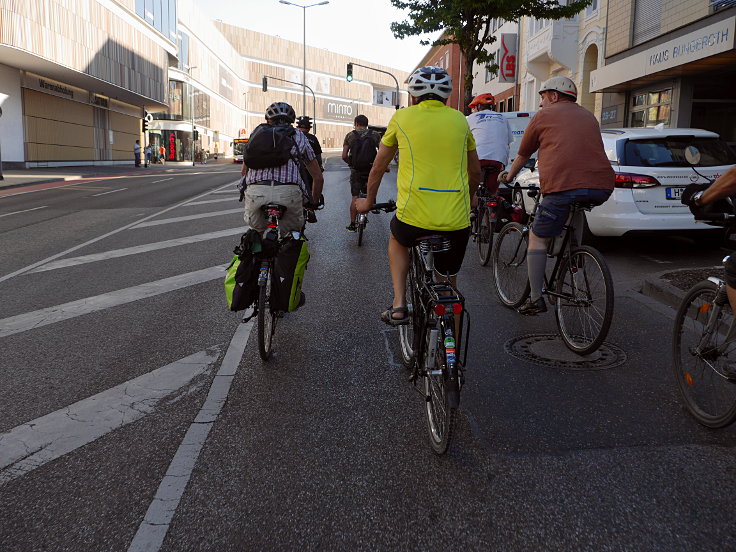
[640,266,723,311]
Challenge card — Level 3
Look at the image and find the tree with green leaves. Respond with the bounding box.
[391,0,592,113]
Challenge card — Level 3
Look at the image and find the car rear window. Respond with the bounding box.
[623,137,736,167]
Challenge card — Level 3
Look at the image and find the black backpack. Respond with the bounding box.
[350,130,378,173]
[243,123,298,169]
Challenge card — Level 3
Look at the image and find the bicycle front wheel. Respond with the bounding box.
[491,222,530,308]
[554,246,614,355]
[476,204,493,266]
[257,268,276,361]
[357,218,365,246]
[672,280,736,428]
[423,322,456,454]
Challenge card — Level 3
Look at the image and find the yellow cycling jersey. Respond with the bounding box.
[381,100,476,231]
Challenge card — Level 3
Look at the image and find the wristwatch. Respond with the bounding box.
[693,191,705,206]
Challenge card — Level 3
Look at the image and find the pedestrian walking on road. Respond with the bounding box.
[134,140,141,167]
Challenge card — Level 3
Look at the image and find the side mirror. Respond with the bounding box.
[524,158,537,171]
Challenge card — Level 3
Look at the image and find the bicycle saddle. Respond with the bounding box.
[571,201,595,211]
[417,234,451,253]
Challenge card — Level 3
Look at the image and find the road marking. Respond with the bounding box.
[0,206,48,218]
[132,208,243,228]
[0,266,224,338]
[91,187,128,197]
[152,178,173,183]
[185,197,236,206]
[640,255,673,264]
[0,180,240,283]
[0,348,221,486]
[128,320,252,552]
[29,228,245,273]
[211,190,237,194]
[56,185,109,191]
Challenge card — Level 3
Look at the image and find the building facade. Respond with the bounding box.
[411,32,467,113]
[0,0,409,167]
[591,1,735,145]
[470,18,521,113]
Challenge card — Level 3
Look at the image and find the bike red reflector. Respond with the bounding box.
[453,303,463,314]
[433,304,446,316]
[488,201,497,207]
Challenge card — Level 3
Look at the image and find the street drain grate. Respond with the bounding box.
[504,334,627,371]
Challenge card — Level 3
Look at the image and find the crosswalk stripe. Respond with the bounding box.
[132,208,243,228]
[0,348,221,486]
[0,266,224,338]
[29,228,245,273]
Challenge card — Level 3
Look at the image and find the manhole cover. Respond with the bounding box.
[504,334,626,371]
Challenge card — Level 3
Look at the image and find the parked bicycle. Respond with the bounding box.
[491,182,614,355]
[395,224,470,455]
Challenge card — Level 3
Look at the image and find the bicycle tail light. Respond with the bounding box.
[433,304,446,316]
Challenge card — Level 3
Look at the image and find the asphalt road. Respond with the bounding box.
[0,158,734,551]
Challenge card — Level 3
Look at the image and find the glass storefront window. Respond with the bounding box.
[631,111,645,127]
[630,88,672,128]
[633,94,646,107]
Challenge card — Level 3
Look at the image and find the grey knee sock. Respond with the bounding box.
[527,249,548,301]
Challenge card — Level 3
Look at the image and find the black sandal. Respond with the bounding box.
[380,306,409,326]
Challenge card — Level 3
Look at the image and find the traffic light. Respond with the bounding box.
[142,117,148,132]
[346,63,353,82]
[193,129,199,141]
[262,76,268,92]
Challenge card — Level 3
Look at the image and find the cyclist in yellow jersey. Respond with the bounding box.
[356,66,481,325]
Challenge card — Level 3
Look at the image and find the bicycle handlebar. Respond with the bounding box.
[695,212,736,223]
[371,200,397,213]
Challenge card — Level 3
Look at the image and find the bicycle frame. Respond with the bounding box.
[692,277,736,361]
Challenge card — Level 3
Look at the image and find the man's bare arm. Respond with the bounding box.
[306,159,324,202]
[467,149,481,200]
[364,143,397,205]
[701,166,736,204]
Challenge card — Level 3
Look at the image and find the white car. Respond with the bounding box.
[512,127,736,237]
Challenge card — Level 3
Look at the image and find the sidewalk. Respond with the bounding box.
[641,265,724,310]
[0,157,235,192]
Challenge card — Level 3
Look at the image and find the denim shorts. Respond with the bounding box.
[532,188,612,238]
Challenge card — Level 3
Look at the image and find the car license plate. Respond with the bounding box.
[666,187,685,200]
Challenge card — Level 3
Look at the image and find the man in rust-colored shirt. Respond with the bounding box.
[500,76,614,315]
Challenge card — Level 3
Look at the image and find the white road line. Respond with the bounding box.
[0,348,221,486]
[91,188,128,197]
[185,197,236,206]
[29,228,246,273]
[0,180,240,284]
[211,190,237,194]
[132,208,243,228]
[152,178,173,183]
[128,320,252,552]
[0,206,48,218]
[0,266,224,338]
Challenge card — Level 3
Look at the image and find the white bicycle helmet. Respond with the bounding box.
[407,66,453,99]
[265,102,296,123]
[539,76,577,100]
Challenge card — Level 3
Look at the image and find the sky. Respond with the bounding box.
[204,0,441,72]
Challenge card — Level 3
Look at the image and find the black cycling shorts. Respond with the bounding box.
[390,216,470,277]
[349,169,369,197]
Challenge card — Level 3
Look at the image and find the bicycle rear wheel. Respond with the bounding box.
[476,204,493,266]
[491,222,530,308]
[257,267,276,361]
[554,246,614,355]
[399,252,421,369]
[423,321,456,454]
[672,280,736,428]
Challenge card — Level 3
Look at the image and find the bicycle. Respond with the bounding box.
[491,183,614,355]
[672,210,736,427]
[394,226,470,454]
[355,196,396,246]
[254,203,320,361]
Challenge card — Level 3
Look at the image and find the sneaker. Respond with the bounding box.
[517,297,548,315]
[346,223,356,232]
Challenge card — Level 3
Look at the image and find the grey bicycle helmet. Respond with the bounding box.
[407,66,453,99]
[265,102,296,123]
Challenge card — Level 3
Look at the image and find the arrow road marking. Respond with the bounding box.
[28,228,246,273]
[0,348,221,486]
[128,320,253,552]
[0,266,224,338]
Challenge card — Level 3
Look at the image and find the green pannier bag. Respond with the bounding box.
[271,235,310,312]
[224,230,262,312]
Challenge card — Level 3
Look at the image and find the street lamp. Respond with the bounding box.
[242,91,248,136]
[278,0,329,118]
[186,65,198,166]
